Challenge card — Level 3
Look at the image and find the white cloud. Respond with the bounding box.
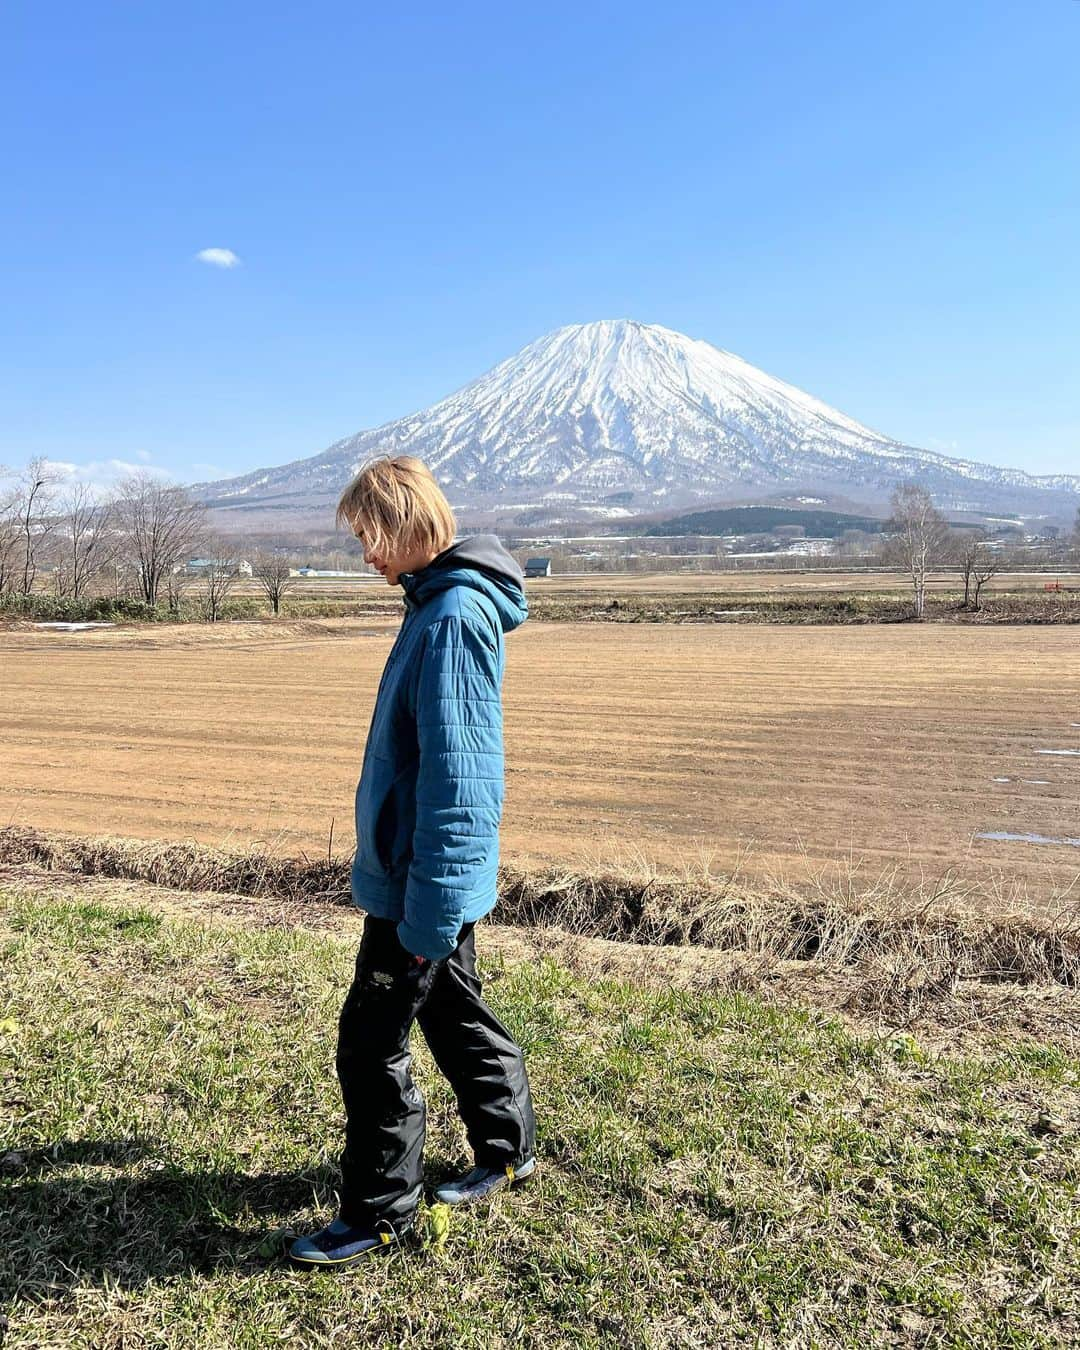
[0,450,202,499]
[40,457,178,497]
[195,247,241,269]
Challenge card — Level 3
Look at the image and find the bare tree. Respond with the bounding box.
[12,458,59,596]
[115,474,205,606]
[55,484,119,599]
[953,529,1001,610]
[200,547,240,622]
[1071,507,1080,559]
[251,550,295,616]
[885,482,949,620]
[953,530,980,609]
[165,564,194,617]
[970,548,1001,610]
[106,558,137,601]
[0,475,21,595]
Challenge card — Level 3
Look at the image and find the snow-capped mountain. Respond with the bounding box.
[194,320,1079,521]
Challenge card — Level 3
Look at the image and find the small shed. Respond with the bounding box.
[524,556,552,578]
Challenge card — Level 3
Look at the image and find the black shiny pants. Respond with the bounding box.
[334,914,537,1229]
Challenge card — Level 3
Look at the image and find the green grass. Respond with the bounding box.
[1,887,1077,1348]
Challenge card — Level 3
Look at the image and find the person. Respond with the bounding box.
[289,454,538,1270]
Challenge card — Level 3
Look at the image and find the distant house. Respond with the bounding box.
[524,556,552,578]
[186,557,253,577]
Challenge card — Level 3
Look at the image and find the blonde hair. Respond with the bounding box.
[336,455,457,559]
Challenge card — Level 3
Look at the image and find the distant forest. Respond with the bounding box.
[644,506,887,538]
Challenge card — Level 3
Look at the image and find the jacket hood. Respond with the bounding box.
[400,533,528,634]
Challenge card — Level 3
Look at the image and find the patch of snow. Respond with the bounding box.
[33,621,116,632]
[191,319,1080,514]
[976,831,1080,848]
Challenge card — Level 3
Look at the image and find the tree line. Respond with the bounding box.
[3,459,1078,624]
[0,460,295,618]
[885,482,1080,618]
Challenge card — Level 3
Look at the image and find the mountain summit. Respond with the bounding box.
[195,320,1079,521]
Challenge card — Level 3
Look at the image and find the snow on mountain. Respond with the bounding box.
[193,320,1080,519]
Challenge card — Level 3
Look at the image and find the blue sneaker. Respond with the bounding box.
[288,1216,410,1269]
[434,1156,537,1206]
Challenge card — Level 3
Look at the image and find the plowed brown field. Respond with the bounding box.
[3,619,1078,908]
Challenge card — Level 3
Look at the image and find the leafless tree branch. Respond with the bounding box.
[114,473,206,607]
[251,550,295,616]
[54,484,120,599]
[884,482,949,620]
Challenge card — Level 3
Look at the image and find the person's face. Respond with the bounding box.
[358,530,435,586]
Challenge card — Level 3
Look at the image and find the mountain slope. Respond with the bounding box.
[194,320,1080,519]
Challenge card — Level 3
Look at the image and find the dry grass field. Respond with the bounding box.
[3,615,1078,910]
[520,568,1080,596]
[224,566,1080,602]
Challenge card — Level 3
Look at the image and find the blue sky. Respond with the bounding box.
[3,0,1078,487]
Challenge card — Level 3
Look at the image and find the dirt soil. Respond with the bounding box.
[2,620,1078,909]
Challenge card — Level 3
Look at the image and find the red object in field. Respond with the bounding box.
[1044,582,1063,592]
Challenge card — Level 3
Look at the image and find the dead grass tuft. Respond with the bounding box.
[2,826,1077,1001]
[497,847,1080,994]
[0,825,350,902]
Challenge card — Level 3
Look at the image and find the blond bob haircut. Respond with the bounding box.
[336,455,457,560]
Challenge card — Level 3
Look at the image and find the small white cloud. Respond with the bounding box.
[195,247,241,269]
[40,457,177,496]
[106,458,173,479]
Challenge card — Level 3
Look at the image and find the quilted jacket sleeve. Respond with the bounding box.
[397,608,504,960]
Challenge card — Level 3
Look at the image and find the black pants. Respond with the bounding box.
[335,914,537,1230]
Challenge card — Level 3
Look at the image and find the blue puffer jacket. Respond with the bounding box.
[350,534,528,960]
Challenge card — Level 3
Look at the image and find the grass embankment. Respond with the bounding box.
[523,591,1080,625]
[4,827,1078,1017]
[0,594,401,626]
[1,883,1078,1349]
[4,588,1078,627]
